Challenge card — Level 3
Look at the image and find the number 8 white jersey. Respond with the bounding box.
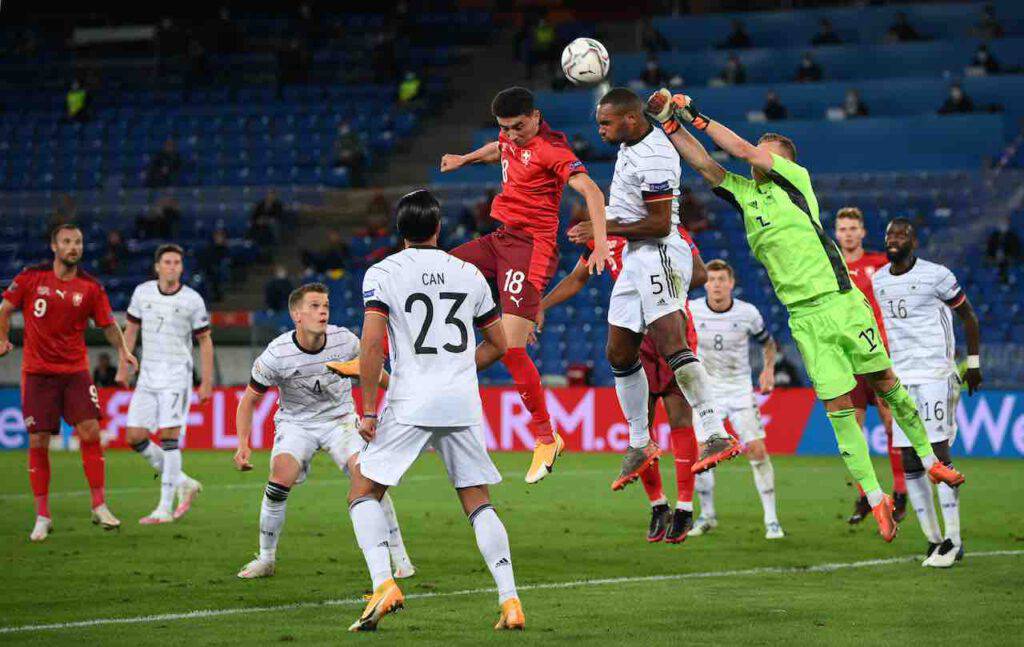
[873,258,964,385]
[363,247,500,427]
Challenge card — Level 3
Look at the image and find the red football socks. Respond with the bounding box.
[502,347,554,443]
[670,427,697,504]
[639,461,665,503]
[28,446,51,518]
[79,439,106,508]
[887,424,906,494]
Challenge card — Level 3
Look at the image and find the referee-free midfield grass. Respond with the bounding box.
[1,450,1022,646]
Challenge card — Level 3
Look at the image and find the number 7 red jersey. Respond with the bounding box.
[491,121,587,248]
[2,263,115,375]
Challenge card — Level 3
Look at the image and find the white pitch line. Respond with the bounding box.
[2,549,1021,635]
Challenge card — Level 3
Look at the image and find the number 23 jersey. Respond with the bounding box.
[363,248,501,428]
[872,258,964,384]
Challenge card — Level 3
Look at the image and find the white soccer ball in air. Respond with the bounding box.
[561,37,610,86]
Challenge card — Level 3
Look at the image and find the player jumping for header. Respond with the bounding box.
[441,86,611,484]
[646,89,965,542]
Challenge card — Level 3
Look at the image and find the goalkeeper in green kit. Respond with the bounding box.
[644,89,965,543]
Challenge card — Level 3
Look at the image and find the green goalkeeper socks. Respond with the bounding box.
[879,380,936,463]
[826,408,881,494]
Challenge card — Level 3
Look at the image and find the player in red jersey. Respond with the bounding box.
[440,87,610,484]
[0,223,138,541]
[834,207,907,524]
[536,226,707,543]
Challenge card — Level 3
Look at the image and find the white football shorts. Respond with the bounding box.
[608,235,693,334]
[358,407,502,489]
[270,415,361,484]
[126,385,192,432]
[892,376,960,448]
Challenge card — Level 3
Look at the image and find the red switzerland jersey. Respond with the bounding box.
[846,250,889,347]
[2,263,115,375]
[492,122,586,247]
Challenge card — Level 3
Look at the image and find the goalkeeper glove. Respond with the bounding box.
[645,89,711,133]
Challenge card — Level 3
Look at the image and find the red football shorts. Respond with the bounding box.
[451,226,558,321]
[21,371,101,434]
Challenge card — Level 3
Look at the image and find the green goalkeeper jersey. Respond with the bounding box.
[712,153,851,308]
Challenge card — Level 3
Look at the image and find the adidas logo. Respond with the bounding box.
[657,298,667,306]
[495,557,511,568]
[840,451,852,457]
[377,541,390,548]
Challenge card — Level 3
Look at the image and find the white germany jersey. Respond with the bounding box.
[126,281,210,391]
[873,258,964,384]
[607,126,681,234]
[688,297,771,390]
[250,325,360,426]
[362,247,499,427]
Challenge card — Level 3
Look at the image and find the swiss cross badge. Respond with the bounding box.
[72,292,83,306]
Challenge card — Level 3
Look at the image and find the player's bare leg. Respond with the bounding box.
[746,439,783,539]
[347,466,405,632]
[504,314,562,484]
[823,392,895,541]
[607,325,662,490]
[28,431,53,541]
[238,453,301,578]
[126,425,201,520]
[647,311,737,473]
[865,368,964,487]
[77,419,120,530]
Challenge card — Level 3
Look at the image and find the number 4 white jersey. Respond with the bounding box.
[363,247,500,428]
[126,281,210,391]
[873,258,964,385]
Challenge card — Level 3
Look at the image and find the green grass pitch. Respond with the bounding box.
[1,450,1022,645]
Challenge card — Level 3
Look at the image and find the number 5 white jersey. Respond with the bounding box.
[873,258,964,385]
[363,247,500,428]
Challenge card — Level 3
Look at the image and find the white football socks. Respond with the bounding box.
[349,496,392,590]
[380,492,411,567]
[937,477,962,545]
[695,470,716,519]
[668,350,725,443]
[158,438,182,514]
[906,470,942,544]
[132,438,164,471]
[612,360,650,449]
[470,505,518,604]
[749,457,779,525]
[259,482,290,562]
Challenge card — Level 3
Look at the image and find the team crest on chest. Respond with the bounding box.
[72,292,83,307]
[521,149,532,166]
[36,285,50,296]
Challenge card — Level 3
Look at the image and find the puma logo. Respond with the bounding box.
[509,295,523,307]
[56,289,66,299]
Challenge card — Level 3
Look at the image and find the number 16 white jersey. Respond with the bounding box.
[363,247,500,428]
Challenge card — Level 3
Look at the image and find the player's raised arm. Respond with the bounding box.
[646,90,727,187]
[566,173,610,274]
[440,141,500,172]
[0,300,15,357]
[952,294,982,394]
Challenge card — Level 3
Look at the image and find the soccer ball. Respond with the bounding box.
[561,37,610,86]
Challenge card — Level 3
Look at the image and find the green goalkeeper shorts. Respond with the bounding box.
[788,289,892,401]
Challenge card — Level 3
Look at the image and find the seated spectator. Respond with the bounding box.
[571,133,593,162]
[886,12,922,42]
[92,353,118,388]
[973,4,1004,40]
[398,70,422,106]
[763,91,789,121]
[331,121,367,187]
[200,228,232,301]
[248,189,283,248]
[811,18,842,46]
[640,16,670,53]
[938,84,974,114]
[640,57,666,87]
[302,229,348,274]
[986,219,1021,284]
[719,20,752,49]
[843,89,869,118]
[264,265,294,312]
[795,52,823,83]
[719,54,747,85]
[99,230,127,275]
[971,44,1000,74]
[146,138,182,188]
[65,79,90,123]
